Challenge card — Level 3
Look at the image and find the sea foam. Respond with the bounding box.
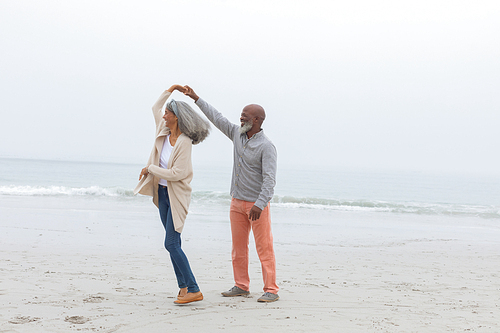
[0,185,133,197]
[1,185,498,219]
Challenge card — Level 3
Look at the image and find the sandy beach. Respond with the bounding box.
[1,195,499,332]
[2,0,500,330]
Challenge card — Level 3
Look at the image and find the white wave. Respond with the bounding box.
[1,186,498,219]
[271,195,500,219]
[192,191,231,203]
[0,185,134,197]
[272,202,393,212]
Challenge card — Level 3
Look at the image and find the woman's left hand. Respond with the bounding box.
[139,167,149,181]
[167,85,186,93]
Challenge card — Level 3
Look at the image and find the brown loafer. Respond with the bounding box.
[174,291,203,304]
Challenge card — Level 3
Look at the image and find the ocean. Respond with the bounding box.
[1,157,499,220]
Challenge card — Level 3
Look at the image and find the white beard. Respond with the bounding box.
[239,121,252,134]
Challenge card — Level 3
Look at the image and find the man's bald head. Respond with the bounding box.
[243,104,266,123]
[239,104,266,136]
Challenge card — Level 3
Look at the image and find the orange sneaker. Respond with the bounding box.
[174,291,203,304]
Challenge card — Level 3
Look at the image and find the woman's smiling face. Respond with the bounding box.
[163,107,178,129]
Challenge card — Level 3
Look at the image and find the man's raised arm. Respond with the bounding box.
[184,85,237,140]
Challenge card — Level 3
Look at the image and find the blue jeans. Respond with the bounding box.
[158,186,199,293]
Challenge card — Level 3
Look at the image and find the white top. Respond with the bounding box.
[158,135,173,186]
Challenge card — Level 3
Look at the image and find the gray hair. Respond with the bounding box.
[166,100,210,145]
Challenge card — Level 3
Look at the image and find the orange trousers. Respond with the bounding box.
[229,198,279,294]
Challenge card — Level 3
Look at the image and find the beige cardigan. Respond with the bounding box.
[134,90,193,233]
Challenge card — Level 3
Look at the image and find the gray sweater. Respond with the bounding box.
[195,98,277,209]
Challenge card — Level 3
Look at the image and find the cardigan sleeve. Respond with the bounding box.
[147,137,192,181]
[152,90,172,127]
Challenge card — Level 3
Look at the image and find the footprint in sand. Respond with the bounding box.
[65,316,89,324]
[9,316,41,324]
[115,287,136,292]
[83,295,106,303]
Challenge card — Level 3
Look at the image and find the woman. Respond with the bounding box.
[134,84,210,304]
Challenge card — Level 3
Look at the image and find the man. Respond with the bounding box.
[184,85,279,302]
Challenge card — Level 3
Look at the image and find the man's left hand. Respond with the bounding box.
[249,205,262,221]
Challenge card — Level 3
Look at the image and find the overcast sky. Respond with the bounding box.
[1,0,499,175]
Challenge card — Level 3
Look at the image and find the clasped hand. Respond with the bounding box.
[167,84,199,102]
